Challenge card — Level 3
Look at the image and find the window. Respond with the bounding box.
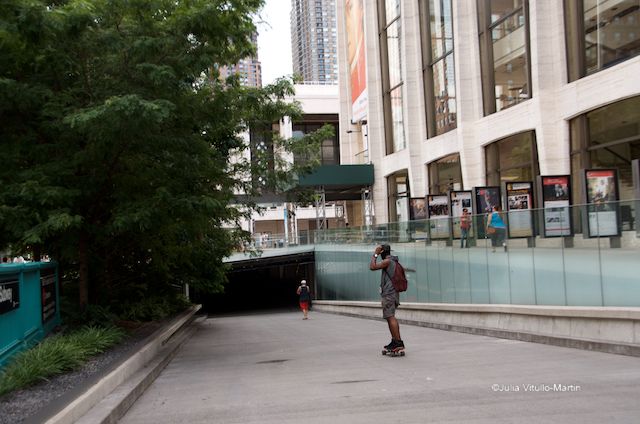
[378,0,406,154]
[387,171,410,222]
[419,0,457,137]
[477,0,531,115]
[428,153,463,193]
[292,121,340,166]
[485,131,539,186]
[565,0,640,81]
[570,96,640,202]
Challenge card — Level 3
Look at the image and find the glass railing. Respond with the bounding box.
[313,200,640,307]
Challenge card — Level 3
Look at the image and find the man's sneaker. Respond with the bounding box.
[387,339,405,352]
[383,340,394,350]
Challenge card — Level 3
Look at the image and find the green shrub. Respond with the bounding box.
[61,300,119,329]
[117,294,191,322]
[0,326,125,396]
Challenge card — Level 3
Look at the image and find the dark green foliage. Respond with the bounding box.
[117,294,192,322]
[0,0,322,310]
[0,326,125,396]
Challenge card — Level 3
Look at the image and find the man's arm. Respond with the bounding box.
[369,245,390,270]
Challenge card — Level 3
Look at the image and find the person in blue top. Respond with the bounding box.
[486,205,507,252]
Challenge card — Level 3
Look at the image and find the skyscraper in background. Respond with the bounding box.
[290,0,338,84]
[219,33,262,87]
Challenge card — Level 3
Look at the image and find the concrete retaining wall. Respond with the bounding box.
[313,301,640,356]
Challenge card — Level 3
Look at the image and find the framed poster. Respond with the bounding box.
[40,268,57,324]
[584,169,620,237]
[474,186,501,239]
[505,182,534,238]
[634,160,640,237]
[427,194,450,239]
[0,274,20,315]
[450,191,473,239]
[409,197,427,220]
[540,175,571,237]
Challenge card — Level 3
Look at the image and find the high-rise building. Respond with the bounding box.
[291,0,339,84]
[219,33,262,87]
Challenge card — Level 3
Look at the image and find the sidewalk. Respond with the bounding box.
[119,310,640,424]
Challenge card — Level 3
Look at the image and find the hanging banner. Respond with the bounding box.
[506,182,534,238]
[474,186,501,239]
[0,275,20,315]
[584,169,620,237]
[450,191,473,239]
[346,0,367,122]
[541,175,571,237]
[427,194,450,239]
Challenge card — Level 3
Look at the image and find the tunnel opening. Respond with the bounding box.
[193,255,315,315]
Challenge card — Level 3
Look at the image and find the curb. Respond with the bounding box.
[44,305,202,424]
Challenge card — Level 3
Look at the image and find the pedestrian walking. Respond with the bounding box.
[486,205,507,252]
[296,279,311,320]
[369,244,405,355]
[460,208,471,248]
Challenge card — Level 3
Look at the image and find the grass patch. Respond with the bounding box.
[0,326,125,397]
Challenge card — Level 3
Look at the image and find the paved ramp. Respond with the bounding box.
[120,311,640,423]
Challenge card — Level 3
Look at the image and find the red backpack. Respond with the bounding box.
[385,258,408,292]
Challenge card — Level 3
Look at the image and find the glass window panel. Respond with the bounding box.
[432,53,457,135]
[498,132,532,169]
[490,0,524,23]
[584,0,640,75]
[385,0,401,23]
[492,12,527,112]
[500,167,532,182]
[387,20,403,88]
[430,0,454,60]
[486,131,537,184]
[390,86,406,151]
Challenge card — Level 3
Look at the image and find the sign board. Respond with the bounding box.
[427,194,450,239]
[584,169,620,237]
[0,275,20,315]
[505,181,534,238]
[409,197,427,220]
[40,268,57,323]
[450,191,473,239]
[474,186,501,239]
[540,175,571,237]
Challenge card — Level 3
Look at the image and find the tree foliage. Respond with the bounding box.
[0,0,329,309]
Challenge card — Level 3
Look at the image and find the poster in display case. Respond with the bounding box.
[409,197,428,240]
[584,169,620,237]
[540,175,572,237]
[427,194,450,239]
[505,181,534,238]
[473,186,501,239]
[450,191,473,239]
[409,197,427,220]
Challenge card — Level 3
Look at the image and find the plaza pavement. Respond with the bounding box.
[119,309,640,424]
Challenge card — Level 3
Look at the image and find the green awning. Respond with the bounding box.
[297,164,374,201]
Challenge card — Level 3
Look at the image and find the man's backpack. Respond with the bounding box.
[385,258,408,292]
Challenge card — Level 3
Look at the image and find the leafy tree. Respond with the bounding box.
[0,0,330,310]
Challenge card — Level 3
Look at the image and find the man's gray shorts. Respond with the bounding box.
[381,293,400,319]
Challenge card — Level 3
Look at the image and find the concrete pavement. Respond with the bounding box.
[119,310,640,423]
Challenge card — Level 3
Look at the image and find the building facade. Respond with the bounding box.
[291,0,339,83]
[240,84,345,247]
[219,33,263,87]
[337,0,640,228]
